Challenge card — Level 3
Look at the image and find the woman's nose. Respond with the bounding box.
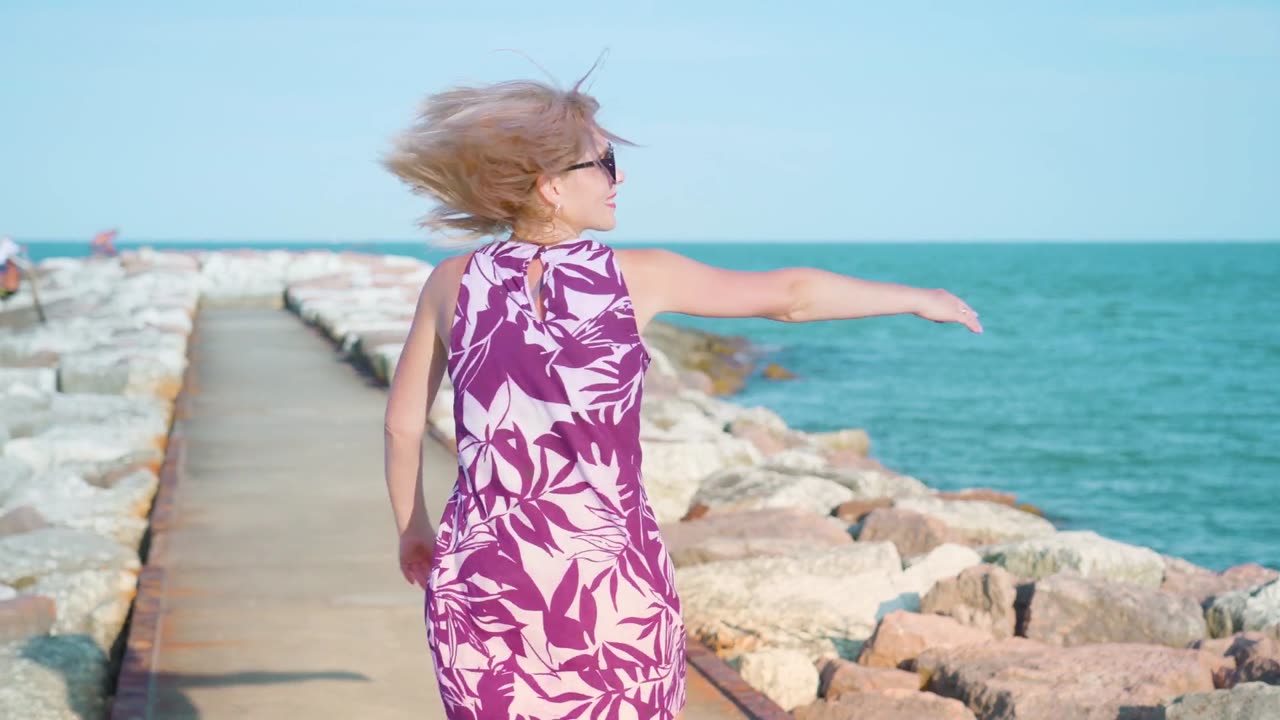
[615,168,626,185]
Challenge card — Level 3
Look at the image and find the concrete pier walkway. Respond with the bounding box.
[131,307,755,719]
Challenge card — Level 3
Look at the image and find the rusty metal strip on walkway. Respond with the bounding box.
[111,316,203,720]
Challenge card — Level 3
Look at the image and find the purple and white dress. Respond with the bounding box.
[426,237,687,719]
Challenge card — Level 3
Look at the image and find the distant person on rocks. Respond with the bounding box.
[380,58,983,720]
[0,235,25,301]
[90,229,119,258]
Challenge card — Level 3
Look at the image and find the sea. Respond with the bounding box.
[20,238,1280,572]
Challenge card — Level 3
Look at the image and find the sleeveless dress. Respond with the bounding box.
[425,237,687,719]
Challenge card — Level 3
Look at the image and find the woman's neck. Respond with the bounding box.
[509,223,581,247]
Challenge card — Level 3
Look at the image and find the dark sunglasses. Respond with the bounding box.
[563,142,616,185]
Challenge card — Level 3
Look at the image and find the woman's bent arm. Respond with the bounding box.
[383,268,449,539]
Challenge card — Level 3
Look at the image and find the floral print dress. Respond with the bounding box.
[426,237,686,719]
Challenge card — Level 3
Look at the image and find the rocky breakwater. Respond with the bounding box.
[281,251,1280,719]
[0,248,429,718]
[653,421,1279,717]
[656,414,1280,717]
[0,249,204,718]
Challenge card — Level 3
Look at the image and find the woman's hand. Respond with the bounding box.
[913,288,983,334]
[399,528,436,590]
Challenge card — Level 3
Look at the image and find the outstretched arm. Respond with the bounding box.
[383,265,450,539]
[625,248,982,332]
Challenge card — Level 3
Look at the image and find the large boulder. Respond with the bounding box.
[762,453,932,500]
[676,542,903,661]
[892,496,1054,545]
[731,647,819,711]
[0,506,50,538]
[640,430,757,520]
[0,467,157,551]
[678,542,980,664]
[639,436,760,522]
[921,564,1019,639]
[58,344,188,400]
[640,391,745,440]
[793,689,977,720]
[1161,557,1279,606]
[899,544,984,600]
[857,611,992,670]
[1206,579,1280,638]
[25,569,137,653]
[0,386,55,440]
[857,508,952,557]
[0,595,57,644]
[982,530,1165,587]
[1022,572,1207,648]
[658,507,852,567]
[918,639,1229,719]
[1191,631,1280,688]
[0,367,57,394]
[816,657,920,699]
[0,457,34,501]
[1163,682,1280,720]
[690,466,855,518]
[0,527,139,586]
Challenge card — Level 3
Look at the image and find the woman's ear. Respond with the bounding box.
[535,175,561,209]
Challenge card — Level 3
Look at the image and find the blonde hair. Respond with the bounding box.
[383,59,631,245]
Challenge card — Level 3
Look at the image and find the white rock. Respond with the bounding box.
[676,542,911,661]
[760,449,830,473]
[1206,578,1280,638]
[895,496,1056,544]
[691,466,854,518]
[4,424,164,477]
[1,467,157,551]
[0,528,139,586]
[59,344,187,399]
[901,543,985,599]
[732,648,819,711]
[49,392,170,433]
[805,428,872,455]
[0,367,58,394]
[25,569,138,653]
[0,457,35,502]
[1165,682,1280,720]
[640,395,732,440]
[731,406,790,432]
[763,456,932,500]
[641,437,761,522]
[982,530,1166,587]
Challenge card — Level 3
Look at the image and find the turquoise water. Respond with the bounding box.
[22,239,1280,571]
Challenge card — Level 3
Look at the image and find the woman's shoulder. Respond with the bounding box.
[612,247,684,282]
[428,250,478,281]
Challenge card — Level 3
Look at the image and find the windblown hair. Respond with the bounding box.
[383,59,630,245]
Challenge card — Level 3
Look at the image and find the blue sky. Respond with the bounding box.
[1,1,1277,242]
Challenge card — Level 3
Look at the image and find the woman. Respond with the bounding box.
[381,67,982,720]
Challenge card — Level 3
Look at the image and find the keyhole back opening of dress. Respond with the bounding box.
[525,256,548,323]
